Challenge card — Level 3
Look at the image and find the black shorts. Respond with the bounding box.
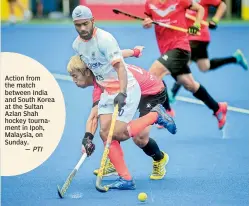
[158,48,191,80]
[138,89,166,117]
[190,41,209,61]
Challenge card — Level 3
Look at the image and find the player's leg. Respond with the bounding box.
[161,81,175,116]
[133,90,172,179]
[8,0,16,24]
[191,41,248,72]
[177,73,227,129]
[149,60,171,80]
[15,0,32,21]
[209,49,248,71]
[96,84,142,190]
[156,48,227,129]
[94,86,176,179]
[133,127,169,180]
[148,61,175,126]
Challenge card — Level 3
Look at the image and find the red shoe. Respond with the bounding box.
[157,109,175,129]
[214,102,228,129]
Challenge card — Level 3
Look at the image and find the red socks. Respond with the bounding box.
[106,140,132,180]
[127,112,158,137]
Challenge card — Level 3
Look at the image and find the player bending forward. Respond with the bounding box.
[71,5,176,190]
[67,54,177,189]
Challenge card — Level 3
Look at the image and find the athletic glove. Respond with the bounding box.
[82,132,95,156]
[114,92,127,111]
[188,23,200,35]
[209,17,219,30]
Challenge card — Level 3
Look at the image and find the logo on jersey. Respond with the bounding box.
[149,3,178,17]
[87,62,104,70]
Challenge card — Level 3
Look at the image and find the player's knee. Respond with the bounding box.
[113,130,129,142]
[197,60,210,72]
[182,80,197,92]
[199,65,210,72]
[149,61,168,79]
[99,129,108,142]
[132,134,148,148]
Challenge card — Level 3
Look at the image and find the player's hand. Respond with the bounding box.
[142,17,153,29]
[114,92,127,111]
[209,18,218,30]
[188,23,200,35]
[133,46,145,58]
[82,132,95,156]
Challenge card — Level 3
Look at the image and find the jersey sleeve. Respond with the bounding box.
[145,0,152,16]
[100,33,123,66]
[72,38,80,54]
[92,79,102,107]
[180,0,193,9]
[208,0,221,7]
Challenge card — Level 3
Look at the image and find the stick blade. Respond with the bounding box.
[57,185,64,198]
[112,9,120,14]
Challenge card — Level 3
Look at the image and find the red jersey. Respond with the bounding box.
[92,64,164,104]
[187,0,221,42]
[145,0,192,54]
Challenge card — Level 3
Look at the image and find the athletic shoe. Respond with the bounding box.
[233,49,248,70]
[152,104,177,134]
[107,177,136,190]
[150,151,169,180]
[214,102,228,129]
[157,109,175,129]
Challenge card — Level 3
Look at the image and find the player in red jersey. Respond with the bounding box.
[169,0,248,102]
[67,48,177,190]
[142,0,227,129]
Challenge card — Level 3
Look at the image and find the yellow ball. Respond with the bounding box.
[138,192,147,202]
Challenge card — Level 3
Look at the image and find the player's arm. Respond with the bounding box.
[102,34,128,110]
[188,1,205,34]
[85,105,98,135]
[189,1,204,27]
[209,1,227,29]
[142,0,153,29]
[121,46,144,58]
[82,105,98,156]
[81,81,102,156]
[113,61,127,94]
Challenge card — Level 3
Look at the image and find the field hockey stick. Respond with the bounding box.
[185,13,209,26]
[113,9,200,35]
[144,12,201,35]
[95,104,119,192]
[57,153,87,198]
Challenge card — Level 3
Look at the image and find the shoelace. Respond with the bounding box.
[152,162,161,175]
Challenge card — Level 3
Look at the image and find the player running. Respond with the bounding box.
[168,0,248,103]
[142,0,228,129]
[7,0,32,24]
[71,5,176,190]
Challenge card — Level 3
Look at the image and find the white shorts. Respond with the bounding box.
[98,82,141,123]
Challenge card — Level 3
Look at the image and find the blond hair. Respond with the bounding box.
[67,55,87,73]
